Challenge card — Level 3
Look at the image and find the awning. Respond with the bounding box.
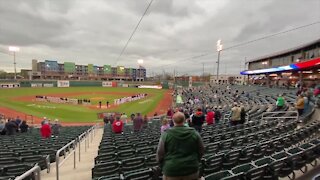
[240,57,320,75]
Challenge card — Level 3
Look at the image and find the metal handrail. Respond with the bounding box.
[262,111,299,122]
[15,165,41,180]
[55,140,76,180]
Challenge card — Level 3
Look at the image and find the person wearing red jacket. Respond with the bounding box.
[112,116,123,134]
[206,108,215,125]
[41,121,52,138]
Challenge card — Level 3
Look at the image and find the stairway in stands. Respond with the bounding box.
[41,128,103,180]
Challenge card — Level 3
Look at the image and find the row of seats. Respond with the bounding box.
[0,126,91,179]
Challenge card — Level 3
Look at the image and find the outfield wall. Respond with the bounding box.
[0,80,164,88]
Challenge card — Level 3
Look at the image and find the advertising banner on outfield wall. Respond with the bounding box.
[102,81,117,87]
[57,80,70,87]
[43,83,54,87]
[0,83,20,88]
[31,83,43,87]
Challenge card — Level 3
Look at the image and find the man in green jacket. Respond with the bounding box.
[156,112,204,180]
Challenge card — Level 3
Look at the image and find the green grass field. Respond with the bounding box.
[0,87,166,123]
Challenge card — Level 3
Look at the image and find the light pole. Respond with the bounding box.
[137,59,144,81]
[9,46,20,80]
[216,40,223,84]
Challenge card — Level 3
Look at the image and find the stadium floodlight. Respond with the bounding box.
[216,39,223,83]
[9,46,20,80]
[137,59,144,65]
[137,59,144,81]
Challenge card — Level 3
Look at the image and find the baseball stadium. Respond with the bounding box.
[0,1,320,180]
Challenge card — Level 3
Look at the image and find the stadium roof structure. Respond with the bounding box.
[247,38,320,63]
[241,57,320,75]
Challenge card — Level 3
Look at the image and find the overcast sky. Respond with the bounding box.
[0,0,319,76]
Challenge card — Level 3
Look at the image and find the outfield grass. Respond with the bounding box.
[0,87,165,123]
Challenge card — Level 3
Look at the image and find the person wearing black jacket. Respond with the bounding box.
[214,107,221,124]
[191,108,205,133]
[20,121,29,133]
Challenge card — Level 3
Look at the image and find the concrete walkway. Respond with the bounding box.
[41,128,103,180]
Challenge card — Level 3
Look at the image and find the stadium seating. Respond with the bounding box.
[92,85,319,180]
[0,126,91,179]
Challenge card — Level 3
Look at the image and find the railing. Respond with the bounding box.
[55,125,98,180]
[262,111,299,123]
[15,165,41,180]
[55,140,77,180]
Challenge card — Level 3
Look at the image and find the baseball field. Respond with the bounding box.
[0,87,172,124]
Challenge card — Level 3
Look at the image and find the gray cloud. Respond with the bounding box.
[0,0,319,76]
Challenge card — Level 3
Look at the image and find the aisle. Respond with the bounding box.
[41,128,103,180]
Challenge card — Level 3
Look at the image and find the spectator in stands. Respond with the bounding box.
[157,112,204,180]
[184,109,191,126]
[15,116,22,127]
[295,94,305,116]
[0,119,5,135]
[120,113,128,124]
[214,107,221,124]
[167,108,173,118]
[5,119,17,135]
[103,115,109,125]
[112,116,123,134]
[240,106,246,124]
[142,115,149,129]
[130,113,135,124]
[41,117,47,125]
[276,94,285,111]
[191,107,205,132]
[109,114,115,125]
[133,113,143,132]
[230,103,241,126]
[20,120,29,133]
[52,119,62,136]
[160,118,170,133]
[41,121,52,138]
[206,108,215,125]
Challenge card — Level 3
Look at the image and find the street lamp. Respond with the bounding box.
[137,59,144,81]
[9,46,20,80]
[216,39,223,84]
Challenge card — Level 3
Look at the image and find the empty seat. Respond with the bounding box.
[92,161,120,179]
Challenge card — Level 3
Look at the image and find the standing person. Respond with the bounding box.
[120,113,128,124]
[52,119,62,136]
[20,120,29,133]
[41,121,52,138]
[133,113,143,132]
[206,108,215,125]
[112,116,124,134]
[106,101,109,108]
[191,108,205,133]
[167,108,173,119]
[160,118,170,133]
[103,115,109,125]
[15,116,22,127]
[240,106,246,124]
[295,94,305,116]
[130,113,135,124]
[109,114,115,125]
[0,119,6,135]
[156,112,204,180]
[41,117,47,125]
[142,115,149,129]
[5,119,17,135]
[230,103,241,126]
[214,107,221,124]
[276,94,285,111]
[99,101,102,108]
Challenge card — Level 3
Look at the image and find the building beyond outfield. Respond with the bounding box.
[25,60,146,81]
